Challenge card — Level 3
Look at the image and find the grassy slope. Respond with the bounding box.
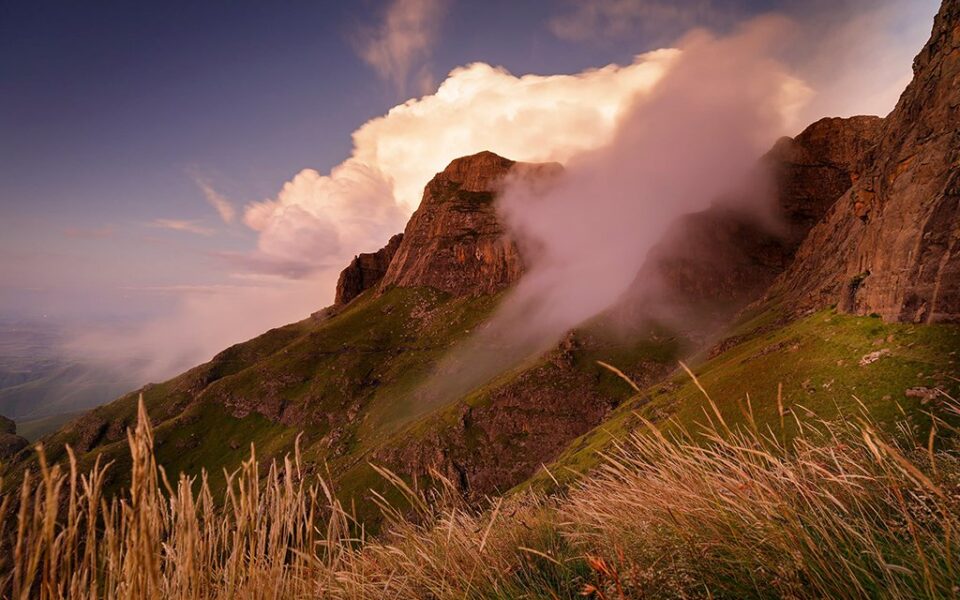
[15,411,85,441]
[529,306,960,490]
[21,287,502,497]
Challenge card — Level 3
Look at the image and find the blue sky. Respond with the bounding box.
[0,0,939,375]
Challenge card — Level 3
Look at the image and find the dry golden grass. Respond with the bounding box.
[2,376,959,599]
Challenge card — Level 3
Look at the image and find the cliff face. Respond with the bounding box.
[335,234,403,305]
[378,151,561,297]
[630,116,884,316]
[772,0,960,322]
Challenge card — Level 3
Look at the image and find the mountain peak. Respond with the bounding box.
[439,151,518,192]
[377,152,559,297]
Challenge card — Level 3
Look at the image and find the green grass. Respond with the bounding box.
[8,287,505,501]
[532,308,960,489]
[14,410,85,441]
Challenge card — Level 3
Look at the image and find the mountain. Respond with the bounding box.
[626,115,884,321]
[10,153,658,503]
[770,2,960,321]
[7,1,960,514]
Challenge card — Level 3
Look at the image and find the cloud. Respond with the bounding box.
[150,219,215,236]
[355,0,447,95]
[420,16,812,401]
[194,178,236,223]
[67,0,938,388]
[549,0,724,44]
[64,276,334,382]
[242,51,675,276]
[241,160,408,277]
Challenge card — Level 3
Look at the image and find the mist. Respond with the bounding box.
[418,17,810,401]
[50,1,937,399]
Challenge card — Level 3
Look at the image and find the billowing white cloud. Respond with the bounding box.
[243,51,676,276]
[356,0,447,94]
[242,161,407,276]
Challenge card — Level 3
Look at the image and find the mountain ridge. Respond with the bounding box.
[6,0,960,514]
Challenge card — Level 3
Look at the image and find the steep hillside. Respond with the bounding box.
[538,0,960,490]
[7,153,668,504]
[624,115,883,322]
[12,1,960,516]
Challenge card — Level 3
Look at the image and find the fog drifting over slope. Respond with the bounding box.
[418,16,809,401]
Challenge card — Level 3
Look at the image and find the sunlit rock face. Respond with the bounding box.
[379,151,561,297]
[772,0,960,322]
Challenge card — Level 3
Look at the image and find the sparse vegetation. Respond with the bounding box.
[3,368,959,599]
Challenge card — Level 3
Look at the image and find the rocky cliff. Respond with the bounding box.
[379,151,561,297]
[335,233,403,305]
[632,116,884,318]
[0,415,28,460]
[771,0,960,322]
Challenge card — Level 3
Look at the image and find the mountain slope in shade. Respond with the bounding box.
[624,115,884,324]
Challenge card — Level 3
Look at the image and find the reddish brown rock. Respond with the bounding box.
[334,233,403,305]
[0,415,29,460]
[626,115,883,320]
[771,0,960,322]
[378,151,561,297]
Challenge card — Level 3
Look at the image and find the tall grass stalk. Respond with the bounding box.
[1,384,958,599]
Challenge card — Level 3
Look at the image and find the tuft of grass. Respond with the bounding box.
[2,377,960,598]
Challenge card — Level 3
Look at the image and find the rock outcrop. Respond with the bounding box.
[378,151,561,297]
[771,0,960,322]
[0,415,29,460]
[335,234,403,305]
[628,116,884,318]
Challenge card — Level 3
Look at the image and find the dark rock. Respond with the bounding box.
[335,233,404,305]
[0,414,15,435]
[0,433,28,460]
[0,416,28,460]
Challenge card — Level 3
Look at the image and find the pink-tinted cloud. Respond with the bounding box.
[355,0,447,95]
[194,177,236,223]
[150,218,215,236]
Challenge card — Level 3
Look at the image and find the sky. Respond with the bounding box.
[0,0,940,379]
